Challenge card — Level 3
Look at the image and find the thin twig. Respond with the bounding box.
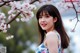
[0,1,11,7]
[70,1,80,30]
[30,0,38,4]
[73,20,79,31]
[65,0,80,31]
[7,12,21,25]
[71,1,78,21]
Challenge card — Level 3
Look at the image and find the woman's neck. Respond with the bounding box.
[46,27,55,33]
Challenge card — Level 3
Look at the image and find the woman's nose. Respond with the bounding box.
[41,17,46,21]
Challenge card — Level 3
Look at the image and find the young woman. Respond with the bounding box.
[35,4,70,53]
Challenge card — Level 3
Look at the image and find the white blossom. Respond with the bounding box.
[26,11,34,18]
[16,18,20,22]
[9,1,21,14]
[8,24,10,28]
[21,17,30,22]
[20,14,25,18]
[9,1,16,10]
[15,1,21,9]
[21,18,26,22]
[21,3,30,13]
[0,23,7,33]
[0,13,6,27]
[0,12,9,32]
[8,14,15,20]
[8,9,15,15]
[29,4,37,10]
[6,35,14,40]
[0,12,6,19]
[20,12,34,22]
[6,36,9,40]
[8,15,11,20]
[9,1,21,10]
[0,23,4,30]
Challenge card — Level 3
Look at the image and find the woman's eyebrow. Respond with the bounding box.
[45,13,50,16]
[45,13,49,15]
[39,12,43,16]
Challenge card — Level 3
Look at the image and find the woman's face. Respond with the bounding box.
[39,11,57,32]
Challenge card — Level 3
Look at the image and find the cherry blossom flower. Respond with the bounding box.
[0,1,36,32]
[16,18,20,22]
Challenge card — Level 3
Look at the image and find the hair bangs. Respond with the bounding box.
[36,5,57,20]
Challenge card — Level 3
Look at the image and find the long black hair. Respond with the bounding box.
[36,4,70,49]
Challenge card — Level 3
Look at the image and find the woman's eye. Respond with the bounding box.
[46,15,49,18]
[39,16,42,18]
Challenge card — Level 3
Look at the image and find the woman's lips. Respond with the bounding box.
[41,23,47,27]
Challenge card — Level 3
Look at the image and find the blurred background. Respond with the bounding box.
[0,0,80,53]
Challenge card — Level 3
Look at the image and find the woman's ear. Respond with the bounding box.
[53,17,57,23]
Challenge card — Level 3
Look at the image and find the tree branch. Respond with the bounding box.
[7,12,21,24]
[0,0,38,32]
[6,0,38,24]
[64,0,80,31]
[70,1,80,31]
[0,1,12,7]
[30,0,39,4]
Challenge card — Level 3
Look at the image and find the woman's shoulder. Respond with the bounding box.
[45,30,58,42]
[44,30,59,49]
[46,30,58,38]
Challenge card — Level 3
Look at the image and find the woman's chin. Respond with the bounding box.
[41,28,47,31]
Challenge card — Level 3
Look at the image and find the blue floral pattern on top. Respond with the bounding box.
[35,31,62,53]
[36,43,49,53]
